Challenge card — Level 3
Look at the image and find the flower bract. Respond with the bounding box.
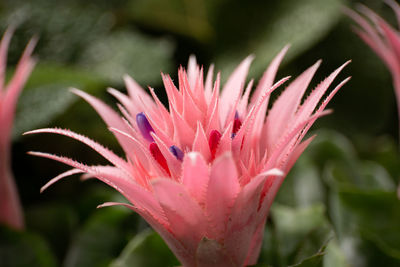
[27,47,349,266]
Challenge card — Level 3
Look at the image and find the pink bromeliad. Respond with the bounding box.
[347,0,400,131]
[346,0,400,199]
[0,29,36,230]
[27,47,349,266]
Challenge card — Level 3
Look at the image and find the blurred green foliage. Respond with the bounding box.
[1,0,399,266]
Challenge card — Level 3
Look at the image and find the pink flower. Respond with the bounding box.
[0,28,36,230]
[27,47,349,266]
[347,0,400,133]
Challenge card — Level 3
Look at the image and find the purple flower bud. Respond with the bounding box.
[169,145,184,161]
[136,112,154,142]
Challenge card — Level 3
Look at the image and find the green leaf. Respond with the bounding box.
[358,161,395,191]
[269,204,333,266]
[323,159,396,266]
[311,130,395,191]
[64,207,135,267]
[0,0,113,63]
[0,226,57,267]
[324,160,396,192]
[127,0,214,43]
[289,249,325,267]
[80,31,174,85]
[307,130,357,167]
[110,229,179,267]
[338,189,400,260]
[23,64,103,89]
[216,0,344,78]
[13,63,103,139]
[290,252,324,267]
[359,136,400,182]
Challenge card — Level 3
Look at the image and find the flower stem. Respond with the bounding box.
[0,144,24,230]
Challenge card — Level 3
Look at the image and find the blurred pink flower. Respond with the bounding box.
[27,48,349,266]
[0,29,36,230]
[347,0,400,132]
[347,0,400,200]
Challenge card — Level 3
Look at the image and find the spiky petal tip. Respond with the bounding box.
[0,28,36,230]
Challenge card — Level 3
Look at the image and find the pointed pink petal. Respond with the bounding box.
[0,27,14,90]
[170,103,196,148]
[257,113,330,224]
[40,169,83,193]
[109,127,167,177]
[29,151,167,225]
[215,122,233,158]
[2,37,36,132]
[206,153,240,240]
[220,56,254,126]
[345,7,387,51]
[250,45,289,107]
[178,67,190,94]
[108,87,143,118]
[71,89,136,155]
[265,60,321,150]
[193,67,208,112]
[207,72,220,114]
[265,109,331,171]
[187,55,198,91]
[204,64,215,103]
[296,77,351,144]
[292,61,350,126]
[148,87,173,135]
[206,76,221,134]
[182,80,204,129]
[117,104,136,130]
[244,218,267,266]
[192,122,212,162]
[162,73,183,113]
[223,92,241,129]
[123,74,154,107]
[346,8,397,71]
[225,169,282,266]
[377,17,400,66]
[144,111,175,147]
[385,0,400,27]
[97,201,134,209]
[250,65,293,146]
[72,89,125,129]
[237,79,254,116]
[24,128,131,176]
[80,165,126,181]
[182,152,209,206]
[233,76,290,157]
[152,178,207,254]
